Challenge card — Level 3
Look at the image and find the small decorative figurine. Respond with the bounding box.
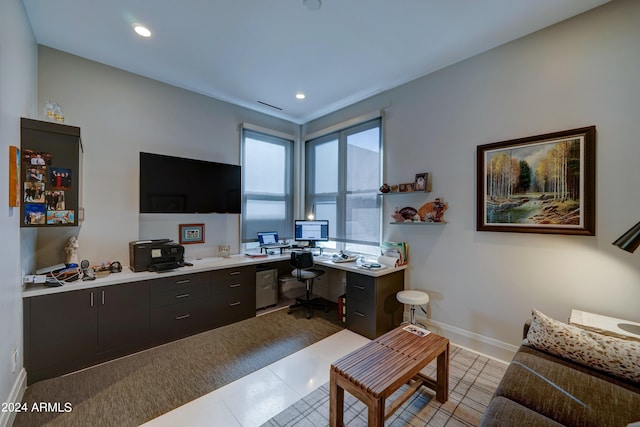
[65,236,80,266]
[434,197,445,222]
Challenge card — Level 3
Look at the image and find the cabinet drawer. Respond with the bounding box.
[150,298,211,340]
[211,266,254,286]
[212,279,254,295]
[211,289,255,327]
[150,272,210,294]
[346,298,375,339]
[150,282,209,307]
[346,272,375,303]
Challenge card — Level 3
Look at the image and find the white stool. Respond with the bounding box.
[397,290,429,328]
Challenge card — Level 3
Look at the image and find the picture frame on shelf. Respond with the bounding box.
[476,126,596,235]
[399,183,414,192]
[414,172,432,192]
[179,223,205,244]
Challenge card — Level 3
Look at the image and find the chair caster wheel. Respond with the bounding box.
[306,313,312,319]
[324,307,329,313]
[287,310,292,315]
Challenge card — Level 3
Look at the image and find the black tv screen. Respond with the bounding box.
[139,152,241,214]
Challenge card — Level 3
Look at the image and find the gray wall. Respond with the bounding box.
[0,0,37,417]
[307,0,640,359]
[36,47,298,268]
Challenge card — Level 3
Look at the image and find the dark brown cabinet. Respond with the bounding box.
[149,272,211,342]
[211,266,255,328]
[24,282,150,384]
[24,266,260,384]
[20,118,82,227]
[345,270,404,339]
[22,262,405,386]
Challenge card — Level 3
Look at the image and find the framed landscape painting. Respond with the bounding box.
[477,126,596,235]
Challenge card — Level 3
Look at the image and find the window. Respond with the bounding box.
[241,128,293,242]
[305,117,382,253]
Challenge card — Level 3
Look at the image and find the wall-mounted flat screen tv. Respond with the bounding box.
[139,152,241,214]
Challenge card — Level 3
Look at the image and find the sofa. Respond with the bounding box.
[480,310,640,427]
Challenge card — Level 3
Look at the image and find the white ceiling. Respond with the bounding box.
[22,0,610,124]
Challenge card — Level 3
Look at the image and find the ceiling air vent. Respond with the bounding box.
[257,101,283,111]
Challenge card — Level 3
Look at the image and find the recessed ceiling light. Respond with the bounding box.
[133,24,152,38]
[296,92,306,100]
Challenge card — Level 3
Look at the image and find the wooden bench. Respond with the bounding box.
[329,326,449,426]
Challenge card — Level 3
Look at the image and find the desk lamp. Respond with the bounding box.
[613,221,640,253]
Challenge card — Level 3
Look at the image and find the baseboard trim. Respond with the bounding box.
[406,312,519,363]
[0,368,27,427]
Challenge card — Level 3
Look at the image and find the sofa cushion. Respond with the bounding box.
[523,309,640,383]
[494,345,640,427]
[480,396,563,427]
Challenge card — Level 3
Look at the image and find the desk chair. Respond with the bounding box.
[288,251,327,319]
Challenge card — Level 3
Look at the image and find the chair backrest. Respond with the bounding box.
[290,251,314,270]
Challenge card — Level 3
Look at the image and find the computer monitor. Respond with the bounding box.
[294,220,329,248]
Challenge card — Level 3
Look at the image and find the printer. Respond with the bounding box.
[129,239,185,272]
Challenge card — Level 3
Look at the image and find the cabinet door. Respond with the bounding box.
[97,282,150,354]
[26,289,97,382]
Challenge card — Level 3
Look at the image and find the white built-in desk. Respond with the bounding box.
[22,254,406,384]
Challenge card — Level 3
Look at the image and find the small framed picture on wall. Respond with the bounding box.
[179,223,205,244]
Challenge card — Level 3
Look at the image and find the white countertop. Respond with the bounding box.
[23,253,406,298]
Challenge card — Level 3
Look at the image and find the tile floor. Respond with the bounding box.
[141,328,370,427]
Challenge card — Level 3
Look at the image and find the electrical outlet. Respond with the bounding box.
[11,348,19,374]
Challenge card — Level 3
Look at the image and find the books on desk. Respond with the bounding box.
[381,241,408,266]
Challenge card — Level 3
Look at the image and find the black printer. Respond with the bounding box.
[129,239,185,272]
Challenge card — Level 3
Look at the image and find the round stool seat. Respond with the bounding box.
[396,290,429,305]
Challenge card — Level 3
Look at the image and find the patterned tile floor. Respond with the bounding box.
[261,346,507,427]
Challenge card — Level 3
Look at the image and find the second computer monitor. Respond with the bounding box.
[294,219,329,248]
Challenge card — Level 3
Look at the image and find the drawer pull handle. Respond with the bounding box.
[175,279,190,285]
[229,271,242,276]
[229,302,241,307]
[354,285,365,290]
[175,293,190,299]
[90,292,94,307]
[229,284,241,288]
[175,314,191,320]
[355,311,365,317]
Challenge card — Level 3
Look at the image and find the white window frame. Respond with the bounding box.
[304,115,383,253]
[241,125,294,243]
